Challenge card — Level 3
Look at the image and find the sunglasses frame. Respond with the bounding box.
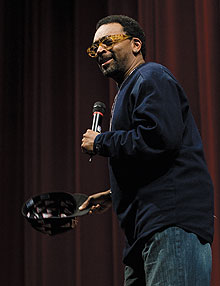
[87,34,132,58]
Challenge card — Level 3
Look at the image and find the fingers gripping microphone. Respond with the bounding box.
[92,101,106,132]
[89,101,106,162]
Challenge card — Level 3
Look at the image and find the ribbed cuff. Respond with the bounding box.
[93,134,102,155]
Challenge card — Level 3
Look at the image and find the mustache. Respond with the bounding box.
[97,52,116,65]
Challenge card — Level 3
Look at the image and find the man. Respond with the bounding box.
[80,15,214,285]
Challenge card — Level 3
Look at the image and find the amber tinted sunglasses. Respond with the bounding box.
[87,34,132,58]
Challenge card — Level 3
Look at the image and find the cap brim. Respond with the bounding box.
[71,193,90,216]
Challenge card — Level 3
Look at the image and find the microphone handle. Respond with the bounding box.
[89,113,102,163]
[89,156,93,163]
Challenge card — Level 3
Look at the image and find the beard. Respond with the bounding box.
[98,53,126,81]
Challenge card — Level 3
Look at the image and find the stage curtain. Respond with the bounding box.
[0,0,219,285]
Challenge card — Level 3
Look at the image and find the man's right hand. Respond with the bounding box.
[79,190,112,215]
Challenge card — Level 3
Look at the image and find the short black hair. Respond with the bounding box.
[96,15,146,59]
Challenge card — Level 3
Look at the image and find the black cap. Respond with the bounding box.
[21,192,90,235]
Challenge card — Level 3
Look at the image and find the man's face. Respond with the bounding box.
[93,23,134,81]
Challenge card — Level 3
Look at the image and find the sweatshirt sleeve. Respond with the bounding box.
[94,68,186,160]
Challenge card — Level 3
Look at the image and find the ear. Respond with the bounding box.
[131,37,142,55]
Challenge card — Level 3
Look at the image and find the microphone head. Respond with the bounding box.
[93,101,106,115]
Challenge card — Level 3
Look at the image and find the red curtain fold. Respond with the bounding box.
[0,0,219,285]
[193,1,220,285]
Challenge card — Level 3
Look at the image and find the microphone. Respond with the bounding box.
[89,101,106,162]
[92,101,106,132]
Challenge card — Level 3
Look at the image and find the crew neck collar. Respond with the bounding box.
[117,62,145,89]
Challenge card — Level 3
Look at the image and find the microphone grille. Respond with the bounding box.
[93,101,106,114]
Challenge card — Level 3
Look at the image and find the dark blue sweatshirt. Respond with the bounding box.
[94,62,214,265]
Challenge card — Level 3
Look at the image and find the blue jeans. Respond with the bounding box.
[124,227,212,286]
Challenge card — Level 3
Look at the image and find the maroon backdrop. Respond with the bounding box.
[0,0,219,285]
